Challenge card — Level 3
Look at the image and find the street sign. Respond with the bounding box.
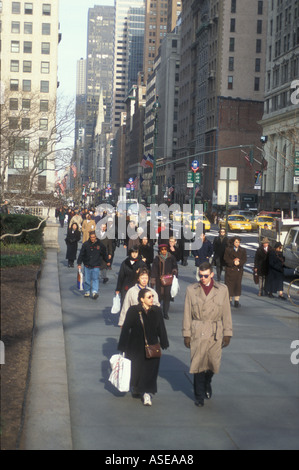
[191,160,199,171]
[187,171,194,188]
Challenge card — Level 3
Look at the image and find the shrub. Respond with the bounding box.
[0,214,46,245]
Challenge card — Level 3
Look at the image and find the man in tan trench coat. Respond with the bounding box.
[182,261,233,407]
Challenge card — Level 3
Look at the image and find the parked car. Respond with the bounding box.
[219,215,252,232]
[251,216,275,231]
[283,226,299,270]
[185,213,211,231]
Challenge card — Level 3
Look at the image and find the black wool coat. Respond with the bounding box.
[65,227,81,261]
[118,304,169,394]
[265,250,284,293]
[116,256,146,301]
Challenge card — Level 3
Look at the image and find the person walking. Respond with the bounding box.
[81,212,96,243]
[168,236,182,262]
[77,231,109,299]
[139,236,154,271]
[69,209,83,231]
[254,237,271,296]
[118,268,160,327]
[97,223,113,284]
[118,288,169,406]
[115,245,146,305]
[65,222,81,267]
[224,236,247,308]
[193,231,213,281]
[213,228,228,281]
[150,244,178,320]
[182,262,233,408]
[58,207,66,228]
[266,241,286,300]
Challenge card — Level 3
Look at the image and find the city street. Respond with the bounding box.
[47,224,299,450]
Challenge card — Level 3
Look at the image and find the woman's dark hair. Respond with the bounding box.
[128,245,139,254]
[138,288,151,303]
[137,267,150,279]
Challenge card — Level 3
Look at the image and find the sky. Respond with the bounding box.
[57,0,114,102]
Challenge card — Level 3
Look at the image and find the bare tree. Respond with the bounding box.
[0,91,75,206]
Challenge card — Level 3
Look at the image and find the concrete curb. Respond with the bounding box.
[21,249,72,450]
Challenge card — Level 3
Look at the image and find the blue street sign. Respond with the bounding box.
[191,160,199,171]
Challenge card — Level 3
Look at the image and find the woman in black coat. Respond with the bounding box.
[118,288,169,406]
[150,244,178,319]
[65,222,81,267]
[139,235,154,271]
[265,242,286,300]
[115,245,146,304]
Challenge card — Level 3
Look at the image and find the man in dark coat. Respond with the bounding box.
[115,246,146,304]
[77,231,109,299]
[224,236,247,308]
[213,228,228,281]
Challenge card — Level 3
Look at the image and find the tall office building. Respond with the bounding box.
[175,0,268,206]
[260,0,299,211]
[111,0,145,135]
[83,5,114,180]
[167,0,182,32]
[1,0,60,202]
[143,0,169,85]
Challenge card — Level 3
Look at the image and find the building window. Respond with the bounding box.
[12,2,21,14]
[228,76,233,89]
[23,41,32,53]
[11,21,20,33]
[10,79,19,91]
[255,58,261,72]
[258,1,263,14]
[230,18,236,32]
[254,77,260,91]
[41,61,50,73]
[24,3,33,14]
[22,118,30,129]
[228,57,234,71]
[257,20,263,34]
[39,118,48,130]
[10,98,18,110]
[256,39,262,53]
[22,79,31,91]
[23,60,32,72]
[38,175,47,190]
[39,138,48,151]
[41,42,50,54]
[40,100,49,111]
[42,4,51,15]
[231,0,236,13]
[24,22,33,34]
[229,37,235,52]
[42,23,51,35]
[40,81,49,93]
[9,117,19,129]
[10,60,19,72]
[22,99,31,110]
[11,40,20,52]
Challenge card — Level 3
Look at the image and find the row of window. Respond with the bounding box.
[227,76,261,92]
[231,0,264,15]
[11,40,51,54]
[7,175,47,191]
[10,2,51,15]
[9,98,49,112]
[229,37,263,53]
[9,116,49,130]
[10,79,50,92]
[10,21,52,34]
[11,60,50,73]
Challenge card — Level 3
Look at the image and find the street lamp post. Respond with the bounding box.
[151,96,161,204]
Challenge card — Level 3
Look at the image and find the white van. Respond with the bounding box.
[283,226,299,269]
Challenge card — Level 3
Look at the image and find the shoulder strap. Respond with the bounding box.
[138,311,149,346]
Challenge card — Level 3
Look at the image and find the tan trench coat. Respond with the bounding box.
[182,281,233,374]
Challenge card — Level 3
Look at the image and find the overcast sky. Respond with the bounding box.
[58,0,114,102]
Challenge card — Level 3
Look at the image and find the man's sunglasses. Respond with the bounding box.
[199,274,210,279]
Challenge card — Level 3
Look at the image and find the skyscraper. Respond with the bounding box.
[111,0,145,135]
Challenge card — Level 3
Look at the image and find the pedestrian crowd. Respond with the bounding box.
[55,205,287,408]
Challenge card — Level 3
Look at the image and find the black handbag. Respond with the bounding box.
[139,312,161,359]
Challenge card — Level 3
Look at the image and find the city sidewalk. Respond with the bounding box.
[22,225,299,450]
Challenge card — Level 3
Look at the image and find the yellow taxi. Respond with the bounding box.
[251,216,275,231]
[219,215,252,232]
[185,213,211,231]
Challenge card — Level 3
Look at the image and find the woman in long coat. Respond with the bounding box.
[65,222,81,267]
[224,236,247,308]
[118,288,169,406]
[265,242,286,300]
[150,244,178,320]
[115,245,146,305]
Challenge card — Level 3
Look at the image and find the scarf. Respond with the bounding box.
[200,279,214,296]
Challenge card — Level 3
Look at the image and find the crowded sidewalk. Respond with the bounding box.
[22,224,299,450]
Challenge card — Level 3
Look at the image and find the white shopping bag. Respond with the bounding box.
[77,268,84,291]
[108,353,131,392]
[170,275,180,298]
[111,293,121,314]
